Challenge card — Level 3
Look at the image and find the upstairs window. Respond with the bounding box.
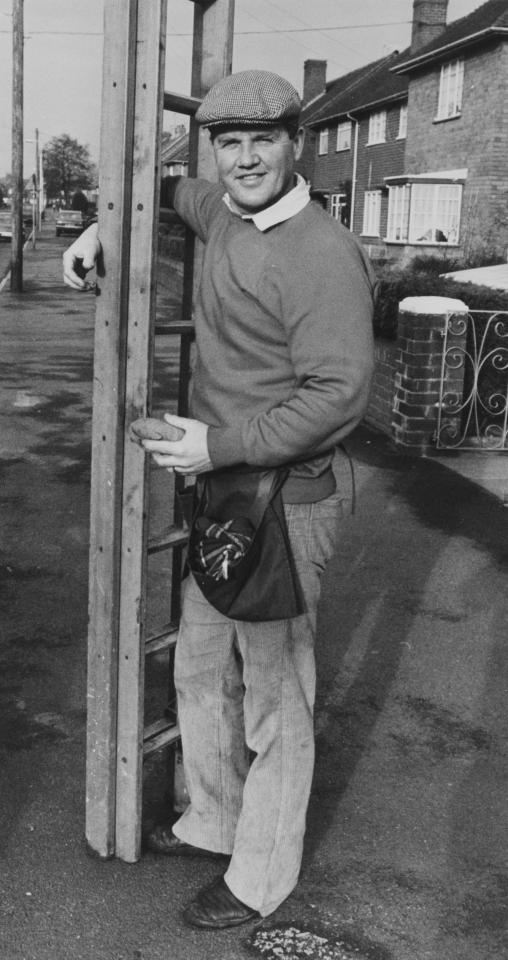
[336,121,352,151]
[398,104,408,139]
[318,128,329,155]
[367,110,386,145]
[362,190,382,236]
[436,59,464,120]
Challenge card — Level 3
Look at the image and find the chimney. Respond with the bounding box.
[303,59,326,106]
[411,0,448,52]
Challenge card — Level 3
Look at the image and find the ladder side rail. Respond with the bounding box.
[114,0,169,864]
[191,0,235,178]
[162,0,237,814]
[86,0,139,860]
[165,0,235,634]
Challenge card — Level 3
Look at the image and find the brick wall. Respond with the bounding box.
[367,339,400,434]
[301,103,406,241]
[355,103,406,239]
[405,41,508,260]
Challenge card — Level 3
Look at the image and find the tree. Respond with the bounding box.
[43,134,97,205]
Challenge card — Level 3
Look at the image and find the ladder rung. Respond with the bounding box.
[148,524,188,554]
[154,321,194,337]
[159,207,184,225]
[143,719,180,757]
[145,624,178,655]
[155,324,194,337]
[163,91,201,116]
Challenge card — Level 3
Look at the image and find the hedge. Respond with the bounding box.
[374,268,508,339]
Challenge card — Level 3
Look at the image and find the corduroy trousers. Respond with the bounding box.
[172,490,344,916]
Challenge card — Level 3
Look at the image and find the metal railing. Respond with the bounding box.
[436,310,508,450]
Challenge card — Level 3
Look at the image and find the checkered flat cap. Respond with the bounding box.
[195,70,301,128]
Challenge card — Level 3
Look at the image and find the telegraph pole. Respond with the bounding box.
[35,127,41,230]
[11,0,24,291]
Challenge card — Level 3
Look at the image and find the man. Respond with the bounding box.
[64,70,376,930]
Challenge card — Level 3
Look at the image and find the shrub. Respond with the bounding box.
[373,265,508,339]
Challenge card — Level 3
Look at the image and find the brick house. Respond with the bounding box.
[298,0,508,266]
[161,126,189,177]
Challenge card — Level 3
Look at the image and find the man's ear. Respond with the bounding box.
[292,126,305,162]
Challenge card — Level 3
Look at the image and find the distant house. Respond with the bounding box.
[161,126,189,177]
[298,0,508,265]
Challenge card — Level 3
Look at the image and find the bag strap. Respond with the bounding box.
[248,468,288,528]
[338,442,356,514]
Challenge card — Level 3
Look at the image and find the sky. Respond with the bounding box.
[0,0,483,178]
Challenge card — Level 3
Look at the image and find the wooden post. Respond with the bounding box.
[85,0,139,860]
[10,0,23,292]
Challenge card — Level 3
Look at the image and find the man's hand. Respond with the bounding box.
[63,222,103,289]
[141,414,213,475]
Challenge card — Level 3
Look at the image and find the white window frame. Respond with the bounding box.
[436,59,464,120]
[330,193,346,220]
[367,110,386,145]
[336,121,352,152]
[386,184,410,241]
[318,128,329,155]
[362,190,382,236]
[386,181,462,245]
[397,104,408,139]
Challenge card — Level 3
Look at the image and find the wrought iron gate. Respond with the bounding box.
[436,309,508,450]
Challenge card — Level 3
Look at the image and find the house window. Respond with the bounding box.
[336,121,352,151]
[367,110,386,144]
[330,193,346,220]
[362,191,382,236]
[398,104,408,139]
[410,183,462,243]
[436,59,464,120]
[318,128,329,155]
[387,182,462,244]
[387,184,410,241]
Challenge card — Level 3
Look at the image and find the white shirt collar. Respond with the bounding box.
[223,174,310,231]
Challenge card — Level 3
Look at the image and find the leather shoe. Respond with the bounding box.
[144,823,227,860]
[183,876,259,929]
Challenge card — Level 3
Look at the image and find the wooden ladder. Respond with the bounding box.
[85,0,235,863]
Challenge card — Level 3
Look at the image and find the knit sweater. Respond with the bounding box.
[172,177,376,502]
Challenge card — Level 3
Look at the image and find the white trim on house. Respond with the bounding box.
[385,168,467,185]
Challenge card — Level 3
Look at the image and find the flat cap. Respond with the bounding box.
[195,70,302,129]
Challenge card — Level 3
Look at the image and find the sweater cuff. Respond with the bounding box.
[207,424,245,469]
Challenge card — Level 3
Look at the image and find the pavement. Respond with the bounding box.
[1,219,508,960]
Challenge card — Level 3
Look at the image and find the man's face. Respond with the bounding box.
[212,125,304,215]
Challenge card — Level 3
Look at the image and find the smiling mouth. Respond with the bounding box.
[237,174,265,184]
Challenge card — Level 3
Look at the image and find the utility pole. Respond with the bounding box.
[11,0,24,292]
[35,127,42,229]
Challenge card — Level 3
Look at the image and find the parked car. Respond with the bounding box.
[0,210,27,241]
[0,210,12,241]
[55,210,89,237]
